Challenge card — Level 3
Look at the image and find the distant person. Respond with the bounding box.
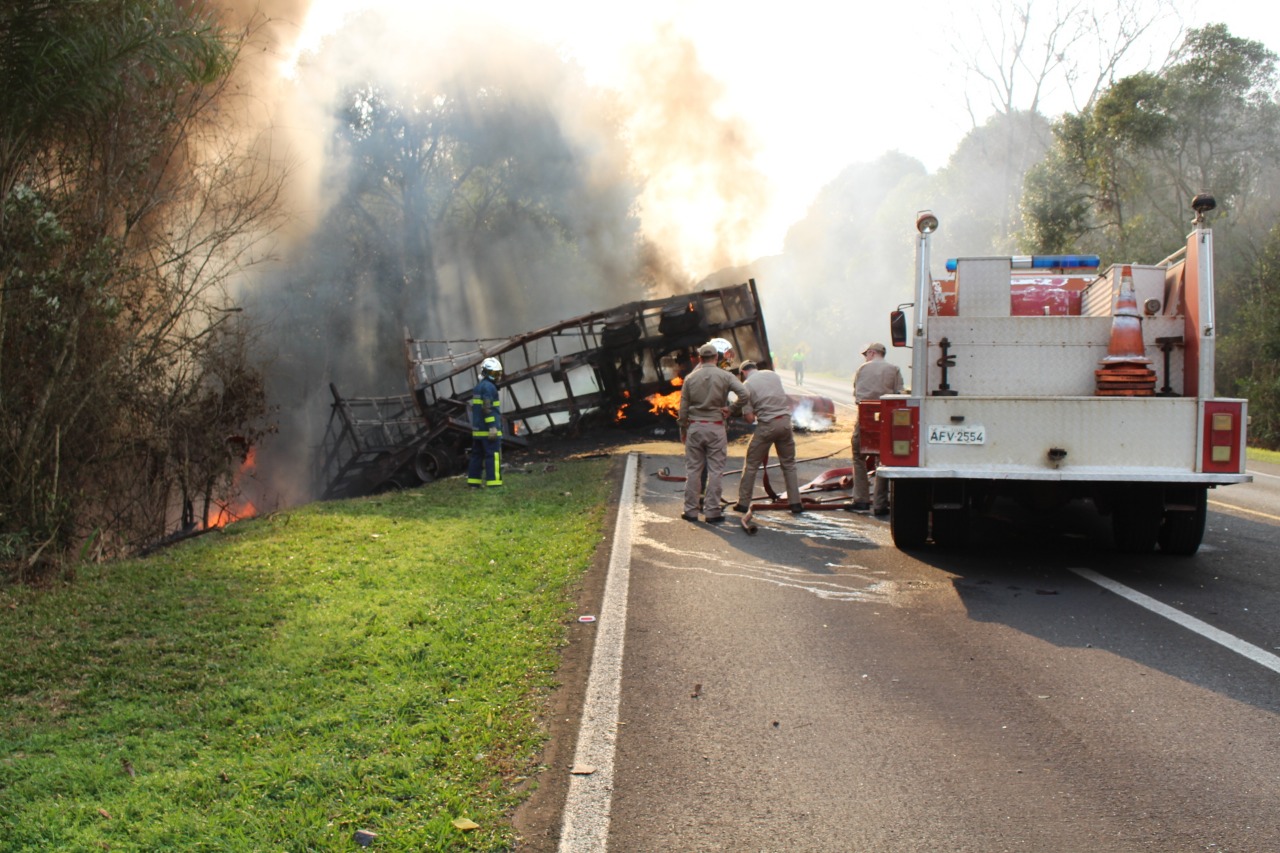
[850,343,903,515]
[468,357,504,488]
[678,342,749,523]
[791,348,805,385]
[730,361,802,514]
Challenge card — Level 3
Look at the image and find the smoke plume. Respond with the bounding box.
[207,2,785,508]
[622,23,770,291]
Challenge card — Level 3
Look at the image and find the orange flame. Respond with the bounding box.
[644,378,683,417]
[208,445,258,528]
[646,388,682,417]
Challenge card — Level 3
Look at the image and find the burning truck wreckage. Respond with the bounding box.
[312,279,837,500]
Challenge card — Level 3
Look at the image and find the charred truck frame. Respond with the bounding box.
[867,197,1250,555]
[316,280,774,498]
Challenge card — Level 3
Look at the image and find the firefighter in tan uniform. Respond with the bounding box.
[730,361,802,513]
[678,342,749,523]
[851,342,903,515]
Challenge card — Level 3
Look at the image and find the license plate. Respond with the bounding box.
[927,424,986,445]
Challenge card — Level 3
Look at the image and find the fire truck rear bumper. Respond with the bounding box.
[875,466,1253,485]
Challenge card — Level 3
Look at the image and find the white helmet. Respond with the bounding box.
[707,337,735,366]
[481,357,503,377]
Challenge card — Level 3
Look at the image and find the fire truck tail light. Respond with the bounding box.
[879,401,920,466]
[1202,402,1243,473]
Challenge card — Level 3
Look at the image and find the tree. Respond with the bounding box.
[950,0,1179,252]
[310,67,641,350]
[0,1,282,575]
[1020,25,1280,259]
[956,0,1178,122]
[931,110,1054,254]
[1218,224,1280,449]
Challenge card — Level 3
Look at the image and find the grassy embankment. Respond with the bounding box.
[1248,446,1280,465]
[0,458,613,851]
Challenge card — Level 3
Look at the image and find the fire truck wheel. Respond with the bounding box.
[1112,487,1162,554]
[931,508,969,547]
[889,480,929,549]
[1157,487,1207,556]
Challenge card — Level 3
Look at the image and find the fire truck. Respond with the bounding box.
[870,195,1251,554]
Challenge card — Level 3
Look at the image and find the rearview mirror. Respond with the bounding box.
[890,310,908,348]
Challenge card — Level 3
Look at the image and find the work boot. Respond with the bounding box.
[873,506,890,517]
[732,503,750,513]
[705,515,725,524]
[789,503,804,514]
[847,500,870,512]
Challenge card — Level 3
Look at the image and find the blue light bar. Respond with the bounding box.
[944,254,1101,272]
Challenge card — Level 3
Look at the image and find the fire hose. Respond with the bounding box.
[653,450,870,533]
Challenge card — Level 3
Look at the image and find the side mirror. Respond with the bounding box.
[890,310,908,347]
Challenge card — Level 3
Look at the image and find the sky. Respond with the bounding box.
[275,0,1277,267]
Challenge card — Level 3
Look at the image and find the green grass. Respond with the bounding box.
[0,459,614,851]
[1248,446,1280,465]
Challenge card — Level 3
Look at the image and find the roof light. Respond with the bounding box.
[944,254,1101,272]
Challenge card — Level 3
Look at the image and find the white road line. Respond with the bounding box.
[1070,567,1280,675]
[558,452,638,853]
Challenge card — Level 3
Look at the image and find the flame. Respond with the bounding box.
[207,445,258,528]
[646,376,683,416]
[646,388,682,417]
[614,378,685,423]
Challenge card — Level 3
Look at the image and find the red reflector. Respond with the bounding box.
[878,400,919,466]
[1202,401,1243,473]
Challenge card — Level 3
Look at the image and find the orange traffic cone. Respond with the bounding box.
[1096,265,1156,396]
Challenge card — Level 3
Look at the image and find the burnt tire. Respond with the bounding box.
[414,446,455,483]
[1157,487,1207,556]
[602,317,641,348]
[372,476,409,494]
[890,480,929,550]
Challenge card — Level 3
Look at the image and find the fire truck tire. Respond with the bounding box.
[1112,487,1162,553]
[890,480,929,549]
[931,507,969,547]
[1157,487,1207,556]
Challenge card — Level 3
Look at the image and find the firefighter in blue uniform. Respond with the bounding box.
[468,357,504,487]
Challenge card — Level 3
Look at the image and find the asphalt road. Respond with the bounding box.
[564,444,1280,852]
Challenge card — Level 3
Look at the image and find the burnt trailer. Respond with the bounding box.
[315,279,773,499]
